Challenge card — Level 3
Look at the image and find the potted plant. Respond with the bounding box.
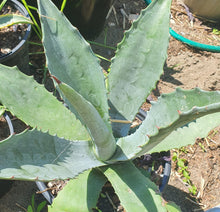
[0,0,32,75]
[183,0,220,22]
[35,109,172,206]
[0,0,220,211]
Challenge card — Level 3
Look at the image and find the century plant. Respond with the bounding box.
[0,0,32,29]
[0,0,220,211]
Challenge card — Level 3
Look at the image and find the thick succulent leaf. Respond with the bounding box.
[108,0,171,136]
[149,112,220,153]
[37,0,110,127]
[0,65,90,141]
[165,202,181,212]
[109,88,220,161]
[58,82,116,161]
[49,169,107,212]
[100,161,166,212]
[0,129,105,181]
[0,14,33,29]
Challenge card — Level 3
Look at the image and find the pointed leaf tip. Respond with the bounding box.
[156,125,160,130]
[52,75,61,84]
[177,110,182,115]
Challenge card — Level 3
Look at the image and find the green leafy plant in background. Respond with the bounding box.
[20,0,42,39]
[172,151,197,196]
[20,0,69,39]
[0,0,220,211]
[212,28,220,35]
[27,193,47,212]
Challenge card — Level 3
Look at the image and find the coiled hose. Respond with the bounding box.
[144,0,220,53]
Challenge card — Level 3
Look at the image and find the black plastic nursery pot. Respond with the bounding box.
[59,0,114,39]
[25,0,114,39]
[0,0,31,75]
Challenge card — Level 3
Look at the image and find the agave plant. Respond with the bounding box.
[0,13,32,29]
[0,0,32,29]
[0,0,220,211]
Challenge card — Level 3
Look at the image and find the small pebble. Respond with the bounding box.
[1,48,11,54]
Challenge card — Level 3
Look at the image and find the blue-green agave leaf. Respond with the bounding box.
[37,0,110,127]
[48,169,107,212]
[0,129,105,181]
[101,161,166,212]
[58,82,116,161]
[148,112,220,154]
[0,14,33,29]
[165,201,182,212]
[108,0,171,137]
[0,65,90,141]
[110,88,220,161]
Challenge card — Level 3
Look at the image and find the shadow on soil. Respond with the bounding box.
[162,63,183,86]
[163,185,204,212]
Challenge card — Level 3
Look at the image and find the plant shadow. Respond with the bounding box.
[162,184,204,212]
[162,63,183,86]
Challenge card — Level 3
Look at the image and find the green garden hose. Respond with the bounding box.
[144,0,220,53]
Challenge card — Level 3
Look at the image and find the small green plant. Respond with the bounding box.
[27,193,47,212]
[198,142,206,152]
[212,28,220,35]
[0,0,220,211]
[172,151,197,196]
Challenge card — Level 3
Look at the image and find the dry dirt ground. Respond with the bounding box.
[0,0,220,211]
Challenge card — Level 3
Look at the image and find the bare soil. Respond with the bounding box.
[0,0,220,211]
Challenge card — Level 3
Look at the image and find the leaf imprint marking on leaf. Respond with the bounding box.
[40,14,56,21]
[51,143,71,164]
